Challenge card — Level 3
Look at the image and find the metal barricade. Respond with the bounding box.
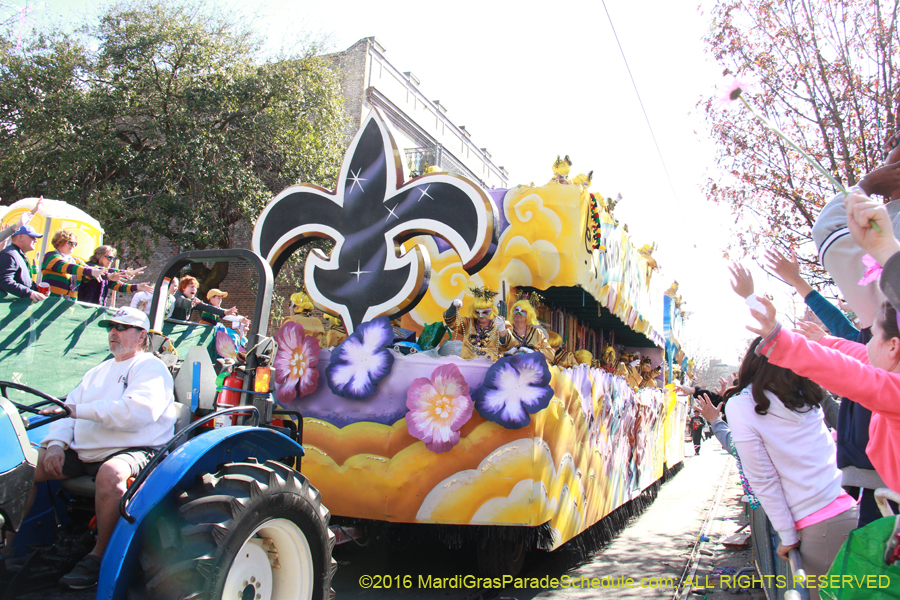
[749,502,810,600]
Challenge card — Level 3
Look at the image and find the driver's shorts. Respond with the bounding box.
[61,447,156,479]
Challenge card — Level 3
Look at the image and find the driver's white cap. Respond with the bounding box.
[98,306,151,331]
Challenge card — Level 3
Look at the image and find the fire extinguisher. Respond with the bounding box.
[214,373,243,428]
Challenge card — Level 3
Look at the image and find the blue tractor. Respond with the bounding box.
[0,249,336,600]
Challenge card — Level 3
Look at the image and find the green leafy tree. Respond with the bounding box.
[0,0,346,289]
[700,0,900,288]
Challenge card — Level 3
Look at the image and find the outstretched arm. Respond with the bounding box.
[750,296,900,418]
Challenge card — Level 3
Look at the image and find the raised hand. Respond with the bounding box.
[493,316,506,333]
[766,247,813,297]
[793,320,826,343]
[715,376,729,396]
[729,263,754,299]
[859,158,900,198]
[18,196,43,229]
[844,189,900,265]
[137,283,153,293]
[746,295,778,338]
[674,383,695,396]
[697,393,721,423]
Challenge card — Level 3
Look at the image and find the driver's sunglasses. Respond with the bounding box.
[67,240,78,247]
[108,323,137,332]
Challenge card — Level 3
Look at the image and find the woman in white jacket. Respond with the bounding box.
[724,338,857,600]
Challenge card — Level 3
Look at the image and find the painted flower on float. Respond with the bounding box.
[273,321,321,405]
[215,327,244,362]
[326,315,394,399]
[473,352,553,429]
[406,363,473,453]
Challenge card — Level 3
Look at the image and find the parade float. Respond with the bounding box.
[251,109,690,570]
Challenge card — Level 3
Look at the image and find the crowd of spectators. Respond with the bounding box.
[677,148,900,597]
[0,207,247,339]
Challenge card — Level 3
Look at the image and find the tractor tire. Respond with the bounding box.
[139,458,335,600]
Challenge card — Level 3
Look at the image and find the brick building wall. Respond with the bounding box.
[325,37,372,145]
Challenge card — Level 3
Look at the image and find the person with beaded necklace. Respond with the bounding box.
[505,298,554,362]
[443,286,509,360]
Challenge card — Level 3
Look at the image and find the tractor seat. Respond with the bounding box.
[58,402,191,498]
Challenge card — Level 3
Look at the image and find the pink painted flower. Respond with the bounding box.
[215,327,243,362]
[858,254,883,286]
[274,321,321,406]
[406,364,473,453]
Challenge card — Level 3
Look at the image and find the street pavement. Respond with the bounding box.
[505,437,762,600]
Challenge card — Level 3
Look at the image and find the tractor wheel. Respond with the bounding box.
[140,458,335,600]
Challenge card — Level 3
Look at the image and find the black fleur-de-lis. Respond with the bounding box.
[252,109,498,333]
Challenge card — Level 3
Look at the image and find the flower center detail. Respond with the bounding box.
[433,395,452,420]
[290,348,308,378]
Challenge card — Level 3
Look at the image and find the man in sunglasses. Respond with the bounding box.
[31,306,175,589]
[0,224,47,301]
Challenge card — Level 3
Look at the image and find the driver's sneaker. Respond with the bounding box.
[60,553,102,589]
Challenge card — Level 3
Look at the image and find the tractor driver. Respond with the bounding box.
[31,306,176,589]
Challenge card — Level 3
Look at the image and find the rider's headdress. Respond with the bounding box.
[469,286,498,301]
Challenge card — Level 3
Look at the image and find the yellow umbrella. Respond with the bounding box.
[1,198,104,282]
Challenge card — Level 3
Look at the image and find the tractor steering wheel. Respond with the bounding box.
[0,381,71,430]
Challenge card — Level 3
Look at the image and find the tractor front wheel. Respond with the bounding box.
[140,459,335,600]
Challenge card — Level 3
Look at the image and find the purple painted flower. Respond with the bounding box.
[473,352,553,429]
[215,327,243,362]
[274,321,320,405]
[406,364,473,453]
[325,316,394,399]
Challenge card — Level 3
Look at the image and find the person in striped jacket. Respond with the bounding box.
[41,230,121,298]
[77,245,152,307]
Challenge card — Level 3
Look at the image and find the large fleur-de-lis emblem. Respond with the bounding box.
[252,109,498,333]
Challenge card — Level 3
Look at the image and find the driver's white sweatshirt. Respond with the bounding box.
[42,353,175,462]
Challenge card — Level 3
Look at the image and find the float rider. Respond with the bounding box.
[443,286,510,361]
